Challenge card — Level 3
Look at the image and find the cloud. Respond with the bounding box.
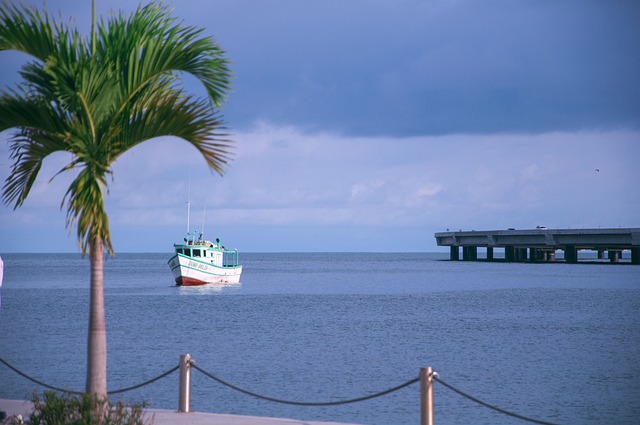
[349,180,386,202]
[210,0,640,136]
[2,0,639,138]
[102,126,640,230]
[2,125,639,251]
[414,183,444,200]
[1,0,639,252]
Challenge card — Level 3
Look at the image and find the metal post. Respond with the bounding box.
[179,354,192,413]
[420,367,434,425]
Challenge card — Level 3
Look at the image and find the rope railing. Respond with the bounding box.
[192,362,419,406]
[1,354,564,424]
[433,374,561,425]
[0,357,83,395]
[107,365,179,395]
[0,356,178,396]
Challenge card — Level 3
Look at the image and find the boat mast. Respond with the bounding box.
[202,205,206,237]
[186,176,192,235]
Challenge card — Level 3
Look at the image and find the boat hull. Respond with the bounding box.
[168,254,242,286]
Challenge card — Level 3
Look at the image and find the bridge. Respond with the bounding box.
[434,227,640,264]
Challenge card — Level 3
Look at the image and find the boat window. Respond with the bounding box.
[176,248,183,255]
[193,249,201,257]
[184,248,191,257]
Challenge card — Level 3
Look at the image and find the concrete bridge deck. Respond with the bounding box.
[434,227,640,264]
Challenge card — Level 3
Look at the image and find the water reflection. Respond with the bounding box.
[177,282,242,295]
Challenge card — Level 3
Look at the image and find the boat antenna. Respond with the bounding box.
[186,176,192,234]
[202,205,206,236]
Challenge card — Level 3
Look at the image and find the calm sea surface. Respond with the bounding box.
[0,252,639,425]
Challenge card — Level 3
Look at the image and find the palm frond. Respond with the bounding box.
[63,167,112,255]
[0,86,67,133]
[98,3,231,110]
[0,3,55,59]
[115,86,233,174]
[0,2,84,64]
[0,88,70,207]
[2,128,69,208]
[1,0,234,256]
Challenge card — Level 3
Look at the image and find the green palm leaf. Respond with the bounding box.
[1,1,233,254]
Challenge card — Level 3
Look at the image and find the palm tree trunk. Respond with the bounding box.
[86,237,107,396]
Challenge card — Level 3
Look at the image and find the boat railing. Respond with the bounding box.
[222,249,240,267]
[175,232,240,267]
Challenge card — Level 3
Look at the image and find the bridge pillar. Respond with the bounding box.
[462,246,477,261]
[632,248,640,265]
[530,248,543,262]
[516,248,527,262]
[597,250,605,260]
[539,249,551,262]
[541,250,554,262]
[542,250,556,262]
[450,246,460,261]
[564,246,578,263]
[486,247,494,261]
[608,250,621,263]
[505,246,515,262]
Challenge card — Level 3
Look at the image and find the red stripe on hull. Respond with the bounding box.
[175,276,207,286]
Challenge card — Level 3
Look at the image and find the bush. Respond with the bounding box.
[26,391,152,425]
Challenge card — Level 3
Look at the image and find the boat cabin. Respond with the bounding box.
[174,233,240,268]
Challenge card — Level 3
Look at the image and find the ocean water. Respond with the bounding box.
[0,252,639,425]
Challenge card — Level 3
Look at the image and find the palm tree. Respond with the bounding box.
[0,1,233,397]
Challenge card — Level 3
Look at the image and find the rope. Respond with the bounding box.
[0,356,83,394]
[107,365,179,395]
[434,375,561,425]
[0,355,565,424]
[0,356,178,396]
[192,363,419,406]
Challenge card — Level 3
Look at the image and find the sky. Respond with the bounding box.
[1,0,639,253]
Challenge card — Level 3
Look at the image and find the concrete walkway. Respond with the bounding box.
[0,399,362,425]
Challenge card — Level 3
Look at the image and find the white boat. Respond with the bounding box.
[168,232,242,286]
